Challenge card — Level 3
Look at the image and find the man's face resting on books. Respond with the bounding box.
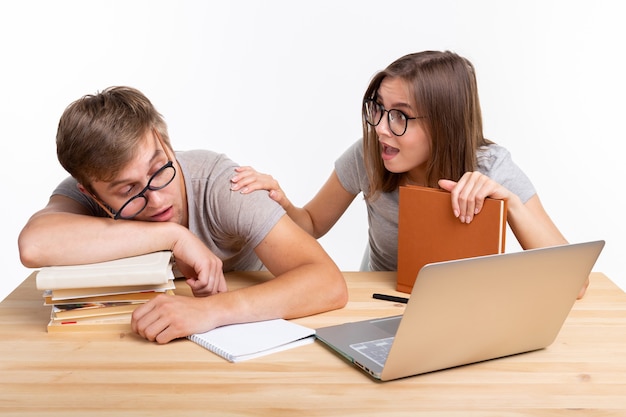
[81,130,186,225]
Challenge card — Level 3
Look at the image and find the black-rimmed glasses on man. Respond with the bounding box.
[113,160,176,220]
[363,98,424,136]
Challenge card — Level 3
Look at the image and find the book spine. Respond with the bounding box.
[35,252,173,290]
[36,270,170,290]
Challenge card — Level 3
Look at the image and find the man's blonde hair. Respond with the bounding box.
[56,86,171,189]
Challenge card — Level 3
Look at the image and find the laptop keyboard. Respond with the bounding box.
[350,337,395,367]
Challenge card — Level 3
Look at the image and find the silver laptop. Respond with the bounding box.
[316,240,605,381]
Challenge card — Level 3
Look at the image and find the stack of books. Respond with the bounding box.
[36,251,175,333]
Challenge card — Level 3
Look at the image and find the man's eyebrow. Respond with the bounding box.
[106,149,163,190]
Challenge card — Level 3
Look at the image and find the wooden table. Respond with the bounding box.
[1,271,625,416]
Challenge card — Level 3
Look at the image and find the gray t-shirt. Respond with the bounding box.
[52,150,285,272]
[335,139,536,271]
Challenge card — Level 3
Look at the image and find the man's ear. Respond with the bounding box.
[76,182,114,218]
[77,183,89,196]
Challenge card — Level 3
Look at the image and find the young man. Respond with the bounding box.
[18,86,348,343]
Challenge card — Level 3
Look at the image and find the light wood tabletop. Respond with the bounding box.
[1,270,625,416]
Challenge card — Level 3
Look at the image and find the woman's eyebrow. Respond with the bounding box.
[388,101,413,111]
[378,96,414,112]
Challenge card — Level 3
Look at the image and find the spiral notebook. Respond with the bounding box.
[187,319,315,362]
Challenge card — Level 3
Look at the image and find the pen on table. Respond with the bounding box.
[372,293,409,304]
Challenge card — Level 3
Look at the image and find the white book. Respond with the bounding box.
[36,251,173,290]
[187,319,316,363]
[44,280,175,302]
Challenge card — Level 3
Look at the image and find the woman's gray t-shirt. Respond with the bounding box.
[334,139,536,271]
[52,150,285,272]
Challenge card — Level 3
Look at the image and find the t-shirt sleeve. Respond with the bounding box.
[478,145,536,204]
[51,176,110,217]
[191,152,286,252]
[209,179,286,250]
[334,139,367,196]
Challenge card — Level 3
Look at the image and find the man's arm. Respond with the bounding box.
[18,195,227,295]
[131,215,348,343]
[251,215,349,318]
[19,195,176,266]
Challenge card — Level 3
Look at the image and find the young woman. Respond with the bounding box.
[231,50,582,296]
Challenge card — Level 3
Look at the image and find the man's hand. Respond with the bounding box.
[171,232,228,296]
[131,293,215,343]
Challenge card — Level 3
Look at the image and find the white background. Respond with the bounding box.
[1,0,624,302]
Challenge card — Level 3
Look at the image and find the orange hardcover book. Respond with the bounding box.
[397,185,507,293]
